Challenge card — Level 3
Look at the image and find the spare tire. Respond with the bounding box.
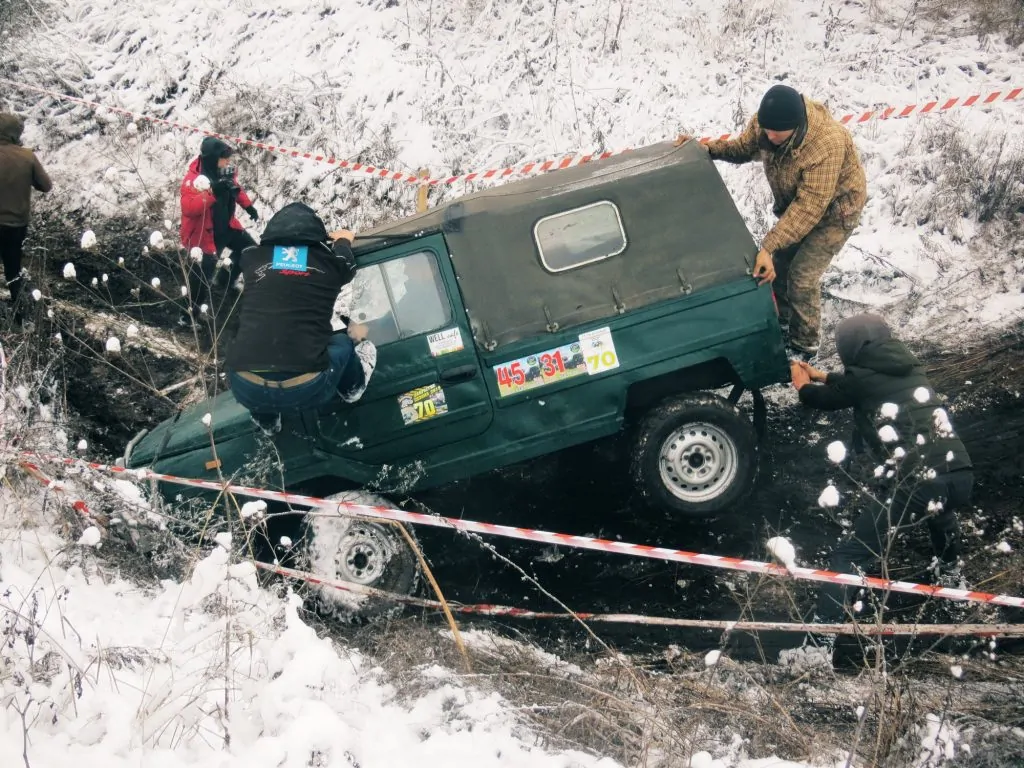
[631,393,758,518]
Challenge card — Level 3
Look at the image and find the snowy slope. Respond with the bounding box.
[4,0,1024,351]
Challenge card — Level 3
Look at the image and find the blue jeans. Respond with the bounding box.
[228,332,364,416]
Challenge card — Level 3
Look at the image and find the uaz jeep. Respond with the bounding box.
[124,140,791,608]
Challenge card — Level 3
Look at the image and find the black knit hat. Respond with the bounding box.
[757,85,806,131]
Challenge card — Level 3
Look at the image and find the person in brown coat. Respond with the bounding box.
[0,113,52,323]
[676,85,867,361]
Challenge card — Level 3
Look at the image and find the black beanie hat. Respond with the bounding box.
[758,85,806,131]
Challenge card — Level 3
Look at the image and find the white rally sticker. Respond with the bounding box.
[427,327,464,357]
[579,326,620,375]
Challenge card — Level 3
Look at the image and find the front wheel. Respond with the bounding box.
[297,491,422,622]
[630,393,758,518]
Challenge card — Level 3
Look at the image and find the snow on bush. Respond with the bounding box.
[826,440,847,464]
[149,230,165,249]
[933,408,955,438]
[703,650,722,667]
[77,525,102,547]
[62,262,77,279]
[31,289,41,301]
[201,412,212,427]
[76,439,88,452]
[126,323,139,337]
[80,230,97,249]
[190,246,205,262]
[150,277,161,289]
[914,387,931,403]
[996,541,1013,553]
[878,425,899,443]
[818,485,840,508]
[880,402,899,419]
[766,536,797,570]
[241,500,267,519]
[105,336,121,354]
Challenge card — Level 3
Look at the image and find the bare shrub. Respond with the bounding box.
[919,0,1024,45]
[888,121,1024,240]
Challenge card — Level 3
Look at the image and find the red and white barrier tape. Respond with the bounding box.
[18,460,102,525]
[20,451,1024,611]
[3,77,1021,187]
[258,559,1023,636]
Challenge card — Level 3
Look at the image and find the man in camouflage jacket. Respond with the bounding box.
[677,85,867,359]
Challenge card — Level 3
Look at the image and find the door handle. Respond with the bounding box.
[440,364,478,384]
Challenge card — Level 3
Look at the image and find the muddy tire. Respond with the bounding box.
[631,393,757,518]
[297,492,421,622]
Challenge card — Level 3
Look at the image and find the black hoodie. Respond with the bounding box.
[799,316,971,473]
[226,203,356,373]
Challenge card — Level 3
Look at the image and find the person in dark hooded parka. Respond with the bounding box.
[0,113,52,325]
[225,202,376,434]
[790,313,973,636]
[179,137,258,320]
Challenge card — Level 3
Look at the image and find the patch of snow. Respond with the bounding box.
[90,276,98,287]
[878,425,899,443]
[150,277,161,288]
[818,485,840,508]
[105,336,121,354]
[190,246,205,262]
[62,262,77,279]
[76,439,88,452]
[880,402,899,419]
[31,289,42,301]
[893,447,906,459]
[279,535,293,548]
[126,323,139,337]
[180,285,188,296]
[77,526,102,547]
[766,536,797,570]
[149,230,165,249]
[950,665,963,679]
[240,500,267,519]
[996,541,1012,553]
[704,649,722,667]
[855,705,866,719]
[79,230,96,249]
[917,713,960,766]
[200,412,212,427]
[914,387,932,403]
[826,440,846,464]
[946,450,955,462]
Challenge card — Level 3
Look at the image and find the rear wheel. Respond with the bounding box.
[297,491,421,622]
[631,393,757,518]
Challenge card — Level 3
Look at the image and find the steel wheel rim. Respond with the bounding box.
[658,421,738,503]
[335,523,392,586]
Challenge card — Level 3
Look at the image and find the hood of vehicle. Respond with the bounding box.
[126,390,256,469]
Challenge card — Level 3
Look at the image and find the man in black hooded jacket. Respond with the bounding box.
[225,202,376,433]
[791,313,973,633]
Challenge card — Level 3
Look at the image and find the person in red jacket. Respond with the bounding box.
[179,137,258,322]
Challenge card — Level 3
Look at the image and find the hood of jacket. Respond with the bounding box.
[0,113,24,145]
[199,137,233,179]
[836,313,891,367]
[260,202,329,246]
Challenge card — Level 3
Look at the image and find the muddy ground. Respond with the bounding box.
[11,225,1024,667]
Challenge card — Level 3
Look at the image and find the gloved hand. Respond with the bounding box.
[244,205,258,222]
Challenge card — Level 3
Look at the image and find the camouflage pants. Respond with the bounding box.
[773,218,857,352]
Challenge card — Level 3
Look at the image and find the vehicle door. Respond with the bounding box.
[317,235,493,463]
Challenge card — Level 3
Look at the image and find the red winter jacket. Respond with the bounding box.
[179,156,253,255]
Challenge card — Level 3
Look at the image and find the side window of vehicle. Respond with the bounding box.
[348,251,451,346]
[533,200,628,273]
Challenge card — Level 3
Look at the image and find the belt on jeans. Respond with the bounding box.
[235,370,320,389]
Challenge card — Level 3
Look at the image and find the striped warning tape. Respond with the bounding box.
[19,451,1024,611]
[257,559,1023,636]
[15,460,1018,637]
[3,77,1021,187]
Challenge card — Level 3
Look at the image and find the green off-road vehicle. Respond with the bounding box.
[124,140,791,611]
